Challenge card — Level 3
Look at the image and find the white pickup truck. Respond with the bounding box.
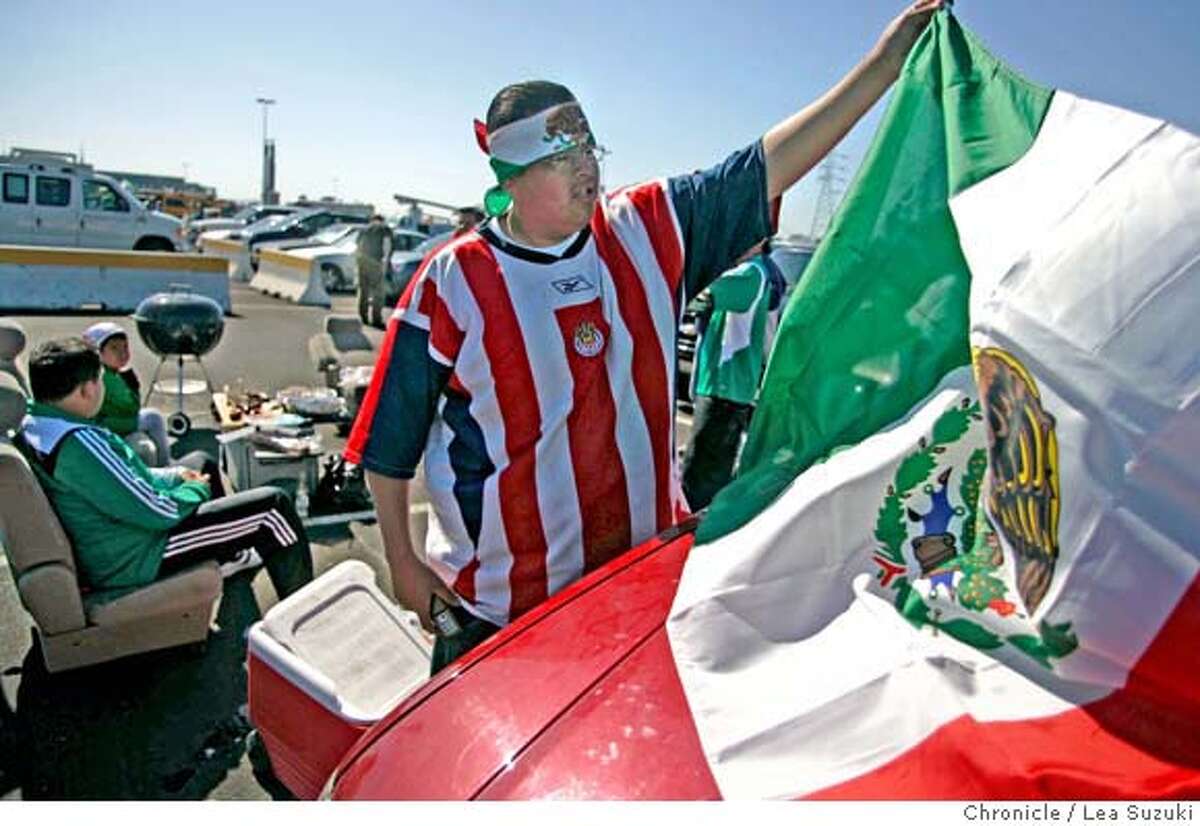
[0,152,186,251]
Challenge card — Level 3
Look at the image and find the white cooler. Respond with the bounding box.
[247,560,432,798]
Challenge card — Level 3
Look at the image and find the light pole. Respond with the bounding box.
[255,97,277,204]
[255,97,276,145]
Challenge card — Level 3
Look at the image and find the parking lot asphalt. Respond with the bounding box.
[0,282,694,800]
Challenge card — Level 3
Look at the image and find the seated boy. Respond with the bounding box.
[81,321,226,494]
[14,337,312,597]
[82,322,169,465]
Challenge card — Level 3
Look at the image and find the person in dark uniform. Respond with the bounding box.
[356,214,393,328]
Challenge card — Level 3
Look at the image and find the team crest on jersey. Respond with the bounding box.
[573,321,605,357]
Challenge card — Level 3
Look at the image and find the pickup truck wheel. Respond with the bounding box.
[134,236,175,252]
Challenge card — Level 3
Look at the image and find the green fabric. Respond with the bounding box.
[484,158,525,217]
[93,366,139,435]
[484,186,513,218]
[489,156,526,183]
[482,141,585,217]
[693,258,770,405]
[698,10,1052,544]
[20,402,210,589]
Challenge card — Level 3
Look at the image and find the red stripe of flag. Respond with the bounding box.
[553,298,632,573]
[591,213,674,534]
[625,183,684,307]
[455,240,550,620]
[808,574,1200,800]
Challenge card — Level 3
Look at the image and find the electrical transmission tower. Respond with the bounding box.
[810,152,848,240]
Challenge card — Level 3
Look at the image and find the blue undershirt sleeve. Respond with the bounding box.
[667,140,773,303]
[357,322,451,479]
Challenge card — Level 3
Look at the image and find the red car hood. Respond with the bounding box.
[331,523,720,800]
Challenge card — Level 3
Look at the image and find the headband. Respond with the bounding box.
[474,102,594,216]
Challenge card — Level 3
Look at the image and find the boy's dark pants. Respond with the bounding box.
[159,487,313,598]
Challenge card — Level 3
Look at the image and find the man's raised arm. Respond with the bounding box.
[764,0,942,200]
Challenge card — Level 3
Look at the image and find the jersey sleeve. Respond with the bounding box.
[667,140,773,302]
[344,251,457,478]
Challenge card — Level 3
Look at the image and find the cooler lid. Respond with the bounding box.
[259,560,432,720]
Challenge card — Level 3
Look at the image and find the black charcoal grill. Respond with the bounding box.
[133,286,225,437]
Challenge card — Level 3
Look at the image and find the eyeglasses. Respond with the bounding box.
[538,142,610,173]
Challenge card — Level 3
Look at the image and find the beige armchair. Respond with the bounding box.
[0,338,222,673]
[308,315,376,389]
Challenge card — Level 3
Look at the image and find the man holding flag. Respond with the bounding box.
[346,2,945,671]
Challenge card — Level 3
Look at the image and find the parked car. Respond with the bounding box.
[675,291,712,407]
[771,241,817,298]
[0,155,185,251]
[196,213,293,253]
[186,204,299,246]
[675,240,816,406]
[384,230,446,304]
[325,519,712,799]
[243,209,370,270]
[391,228,427,254]
[257,224,365,293]
[258,223,361,255]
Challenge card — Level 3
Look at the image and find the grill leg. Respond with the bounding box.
[144,357,167,406]
[177,355,186,414]
[194,355,217,395]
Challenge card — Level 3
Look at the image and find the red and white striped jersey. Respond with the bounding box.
[347,143,771,625]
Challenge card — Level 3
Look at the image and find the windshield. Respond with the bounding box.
[414,231,452,254]
[386,230,421,252]
[279,211,320,231]
[114,178,141,202]
[243,214,291,233]
[312,225,359,245]
[771,247,815,290]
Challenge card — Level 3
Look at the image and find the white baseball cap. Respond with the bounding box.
[82,321,127,350]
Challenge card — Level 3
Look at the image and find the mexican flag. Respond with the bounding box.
[667,10,1200,799]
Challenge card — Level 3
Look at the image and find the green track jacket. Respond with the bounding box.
[93,366,141,436]
[17,401,210,589]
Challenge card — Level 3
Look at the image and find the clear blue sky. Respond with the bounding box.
[3,0,1197,235]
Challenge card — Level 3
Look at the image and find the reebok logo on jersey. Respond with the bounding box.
[551,275,595,295]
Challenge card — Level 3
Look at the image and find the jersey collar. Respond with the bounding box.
[480,219,591,265]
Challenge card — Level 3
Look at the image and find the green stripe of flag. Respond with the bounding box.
[698,11,1053,544]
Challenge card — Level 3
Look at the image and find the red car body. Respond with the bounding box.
[329,521,722,800]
